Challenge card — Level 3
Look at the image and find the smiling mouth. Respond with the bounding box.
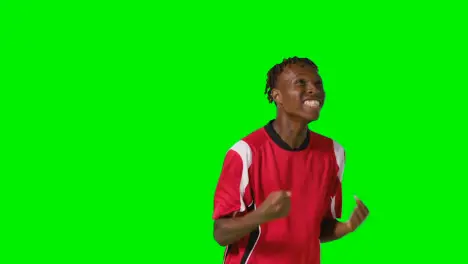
[303,100,321,109]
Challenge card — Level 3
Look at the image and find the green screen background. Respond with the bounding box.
[2,1,467,263]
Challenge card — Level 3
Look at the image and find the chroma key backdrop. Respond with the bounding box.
[2,1,467,264]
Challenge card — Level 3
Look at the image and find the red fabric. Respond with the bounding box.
[213,127,344,264]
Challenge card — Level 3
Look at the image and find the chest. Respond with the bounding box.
[249,148,336,215]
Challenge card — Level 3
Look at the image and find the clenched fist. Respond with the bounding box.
[257,190,292,221]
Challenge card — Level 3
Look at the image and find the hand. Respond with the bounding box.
[257,190,292,222]
[346,196,369,232]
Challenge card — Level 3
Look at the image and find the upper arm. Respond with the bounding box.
[324,140,345,220]
[212,140,253,220]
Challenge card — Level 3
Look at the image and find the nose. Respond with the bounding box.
[306,83,319,94]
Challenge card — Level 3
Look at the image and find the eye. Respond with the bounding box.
[296,79,307,86]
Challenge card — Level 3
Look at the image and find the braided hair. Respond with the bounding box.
[264,57,318,103]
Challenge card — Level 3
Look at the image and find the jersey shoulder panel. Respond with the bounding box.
[309,130,344,152]
[237,127,270,153]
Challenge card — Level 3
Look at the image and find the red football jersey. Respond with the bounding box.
[213,120,345,264]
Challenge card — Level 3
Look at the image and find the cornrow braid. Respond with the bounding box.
[264,56,318,103]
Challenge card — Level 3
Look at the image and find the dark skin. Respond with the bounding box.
[270,63,325,149]
[213,63,369,246]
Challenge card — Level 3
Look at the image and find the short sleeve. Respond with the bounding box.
[212,140,253,220]
[324,141,345,220]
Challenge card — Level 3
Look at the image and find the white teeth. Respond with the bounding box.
[304,100,320,107]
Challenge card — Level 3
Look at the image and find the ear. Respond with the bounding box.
[271,88,282,105]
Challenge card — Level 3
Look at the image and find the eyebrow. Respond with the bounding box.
[294,75,323,83]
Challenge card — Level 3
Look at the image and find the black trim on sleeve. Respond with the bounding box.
[240,202,260,264]
[223,245,231,264]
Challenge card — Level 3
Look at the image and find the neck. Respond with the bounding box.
[272,113,310,149]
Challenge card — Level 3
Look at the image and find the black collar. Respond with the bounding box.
[264,120,310,151]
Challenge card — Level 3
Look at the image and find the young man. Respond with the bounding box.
[212,57,369,264]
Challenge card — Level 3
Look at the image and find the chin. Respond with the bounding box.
[286,110,320,123]
[302,112,320,123]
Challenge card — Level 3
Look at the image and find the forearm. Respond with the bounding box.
[214,210,266,246]
[319,219,352,243]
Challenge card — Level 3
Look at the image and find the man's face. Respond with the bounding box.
[271,63,325,122]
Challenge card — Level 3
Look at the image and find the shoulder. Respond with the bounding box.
[227,127,268,161]
[309,131,345,179]
[309,130,345,156]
